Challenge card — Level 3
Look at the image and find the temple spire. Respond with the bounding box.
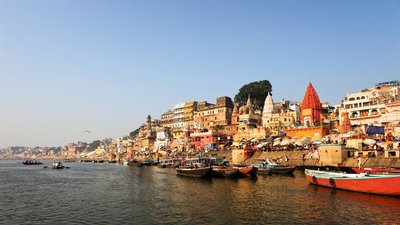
[300,83,323,127]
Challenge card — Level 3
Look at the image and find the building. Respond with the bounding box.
[238,95,262,129]
[183,101,198,131]
[285,83,329,140]
[173,103,185,137]
[193,96,234,131]
[262,93,300,135]
[339,80,400,127]
[160,109,174,128]
[233,95,267,142]
[154,127,171,150]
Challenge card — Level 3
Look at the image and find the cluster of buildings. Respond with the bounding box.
[3,80,399,160]
[130,80,400,156]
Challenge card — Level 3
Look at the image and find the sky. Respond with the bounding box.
[1,0,399,147]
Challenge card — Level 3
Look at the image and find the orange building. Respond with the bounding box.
[285,82,329,140]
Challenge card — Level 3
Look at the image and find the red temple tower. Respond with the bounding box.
[301,83,323,127]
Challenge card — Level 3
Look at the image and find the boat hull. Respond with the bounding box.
[212,166,239,178]
[22,162,43,165]
[235,166,258,177]
[270,166,296,175]
[306,169,400,196]
[257,168,271,175]
[176,167,212,178]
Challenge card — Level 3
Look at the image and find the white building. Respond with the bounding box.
[339,80,400,126]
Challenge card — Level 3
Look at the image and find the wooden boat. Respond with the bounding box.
[176,165,212,178]
[252,159,295,175]
[158,159,181,168]
[212,166,239,178]
[305,169,400,196]
[176,157,216,178]
[233,166,258,177]
[22,160,42,165]
[52,162,65,169]
[257,168,271,175]
[268,165,296,174]
[351,167,400,174]
[141,159,153,166]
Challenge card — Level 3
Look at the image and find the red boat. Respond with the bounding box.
[233,166,258,177]
[351,167,400,174]
[305,169,400,196]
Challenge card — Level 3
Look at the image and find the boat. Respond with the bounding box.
[123,159,142,167]
[351,167,400,174]
[257,167,272,175]
[52,161,65,169]
[252,159,296,175]
[22,159,42,165]
[233,165,258,177]
[305,169,400,196]
[212,165,239,178]
[141,159,153,166]
[176,165,212,178]
[158,159,181,168]
[176,157,215,178]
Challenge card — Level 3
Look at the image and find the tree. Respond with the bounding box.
[86,140,101,152]
[129,128,140,139]
[234,80,272,109]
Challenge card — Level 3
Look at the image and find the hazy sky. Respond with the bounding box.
[1,0,399,147]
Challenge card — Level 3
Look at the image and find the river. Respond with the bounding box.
[0,160,399,224]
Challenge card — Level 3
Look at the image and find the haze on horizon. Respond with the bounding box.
[1,0,399,147]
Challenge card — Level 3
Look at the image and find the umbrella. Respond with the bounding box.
[363,139,376,145]
[256,142,268,148]
[280,139,291,146]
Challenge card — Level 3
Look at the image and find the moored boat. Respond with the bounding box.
[52,161,65,169]
[252,159,295,175]
[351,167,400,174]
[305,169,400,196]
[233,166,258,177]
[268,165,296,174]
[158,159,181,168]
[176,157,215,178]
[22,159,42,165]
[212,166,239,178]
[176,165,212,178]
[257,168,272,175]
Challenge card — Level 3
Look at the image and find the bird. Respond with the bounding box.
[82,130,92,134]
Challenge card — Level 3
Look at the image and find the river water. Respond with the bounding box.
[0,160,399,225]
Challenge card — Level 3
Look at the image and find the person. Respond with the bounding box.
[357,155,362,169]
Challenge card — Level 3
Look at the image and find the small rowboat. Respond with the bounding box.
[212,166,239,178]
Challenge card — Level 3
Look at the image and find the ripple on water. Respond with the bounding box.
[1,161,400,225]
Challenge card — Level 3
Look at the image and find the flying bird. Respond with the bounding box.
[82,130,92,134]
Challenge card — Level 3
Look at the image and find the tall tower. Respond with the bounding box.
[231,102,239,125]
[262,92,274,125]
[301,83,323,127]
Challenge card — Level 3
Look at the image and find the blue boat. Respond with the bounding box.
[252,159,295,175]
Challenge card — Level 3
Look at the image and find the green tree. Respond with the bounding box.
[86,140,101,152]
[129,128,140,139]
[234,80,272,109]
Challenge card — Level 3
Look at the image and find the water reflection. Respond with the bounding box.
[1,161,399,225]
